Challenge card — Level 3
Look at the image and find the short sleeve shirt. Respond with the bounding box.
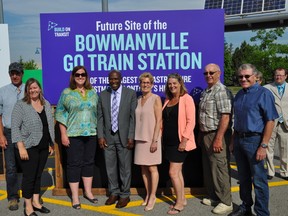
[198,81,233,132]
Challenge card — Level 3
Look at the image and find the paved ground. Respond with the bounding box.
[1,154,288,216]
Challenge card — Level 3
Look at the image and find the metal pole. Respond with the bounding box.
[102,0,108,12]
[0,0,4,23]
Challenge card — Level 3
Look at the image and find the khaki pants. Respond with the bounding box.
[266,122,288,177]
[200,130,232,205]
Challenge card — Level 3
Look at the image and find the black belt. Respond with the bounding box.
[201,130,217,134]
[235,131,262,138]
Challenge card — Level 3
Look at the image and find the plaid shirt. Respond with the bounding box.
[198,81,233,132]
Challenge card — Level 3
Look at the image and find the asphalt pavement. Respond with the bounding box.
[1,153,288,216]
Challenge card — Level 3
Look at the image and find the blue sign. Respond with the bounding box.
[40,10,224,104]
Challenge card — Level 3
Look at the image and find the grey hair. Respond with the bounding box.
[237,63,257,75]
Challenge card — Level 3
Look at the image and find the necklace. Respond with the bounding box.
[77,87,85,94]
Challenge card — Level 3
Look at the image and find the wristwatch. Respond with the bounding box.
[261,143,268,148]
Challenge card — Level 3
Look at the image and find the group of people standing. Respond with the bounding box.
[199,63,286,216]
[95,70,196,214]
[0,61,286,216]
[0,63,54,216]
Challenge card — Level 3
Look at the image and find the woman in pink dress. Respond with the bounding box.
[134,72,162,212]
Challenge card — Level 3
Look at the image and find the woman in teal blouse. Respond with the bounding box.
[55,66,98,210]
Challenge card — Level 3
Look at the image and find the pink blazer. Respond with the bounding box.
[162,93,196,151]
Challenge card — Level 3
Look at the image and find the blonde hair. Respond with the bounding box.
[139,72,154,84]
[23,78,45,105]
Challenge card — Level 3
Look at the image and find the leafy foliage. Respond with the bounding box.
[19,56,39,70]
[224,27,288,86]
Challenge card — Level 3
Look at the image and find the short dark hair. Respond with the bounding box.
[273,67,288,76]
[108,69,122,79]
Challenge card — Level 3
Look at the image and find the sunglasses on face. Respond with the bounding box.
[9,72,22,77]
[203,71,217,76]
[238,74,253,79]
[74,73,87,77]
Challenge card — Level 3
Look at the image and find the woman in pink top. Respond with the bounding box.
[162,73,196,215]
[134,72,162,212]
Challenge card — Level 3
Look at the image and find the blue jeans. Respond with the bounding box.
[234,134,269,216]
[4,128,19,201]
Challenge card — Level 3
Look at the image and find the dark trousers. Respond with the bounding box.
[16,145,49,199]
[66,136,97,183]
[234,134,270,216]
[104,132,132,198]
[3,128,20,201]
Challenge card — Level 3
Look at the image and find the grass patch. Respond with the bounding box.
[227,86,241,95]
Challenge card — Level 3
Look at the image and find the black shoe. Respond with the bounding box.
[24,198,43,208]
[33,206,50,213]
[267,175,273,180]
[24,209,38,216]
[83,194,98,204]
[229,207,252,216]
[72,203,81,210]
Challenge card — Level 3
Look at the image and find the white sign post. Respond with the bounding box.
[0,24,10,88]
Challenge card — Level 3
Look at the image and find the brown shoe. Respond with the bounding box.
[116,197,130,208]
[105,195,119,205]
[8,199,19,211]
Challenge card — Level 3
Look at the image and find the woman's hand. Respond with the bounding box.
[49,146,54,155]
[61,134,70,147]
[19,146,29,160]
[150,141,157,153]
[178,140,187,152]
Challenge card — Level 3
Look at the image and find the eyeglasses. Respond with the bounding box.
[275,74,286,77]
[74,73,87,77]
[203,71,218,76]
[9,72,22,77]
[238,74,253,79]
[140,82,151,85]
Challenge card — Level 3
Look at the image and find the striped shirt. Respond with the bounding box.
[11,99,55,149]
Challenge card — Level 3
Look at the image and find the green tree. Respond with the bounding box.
[232,41,256,70]
[249,27,288,82]
[224,42,234,85]
[19,56,39,70]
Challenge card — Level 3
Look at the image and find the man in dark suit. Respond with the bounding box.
[97,70,137,208]
[264,68,288,180]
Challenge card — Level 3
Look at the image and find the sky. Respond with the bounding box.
[2,0,287,67]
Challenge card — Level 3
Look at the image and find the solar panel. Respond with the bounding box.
[243,0,263,13]
[223,0,242,15]
[204,0,286,16]
[264,0,286,11]
[204,0,222,9]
